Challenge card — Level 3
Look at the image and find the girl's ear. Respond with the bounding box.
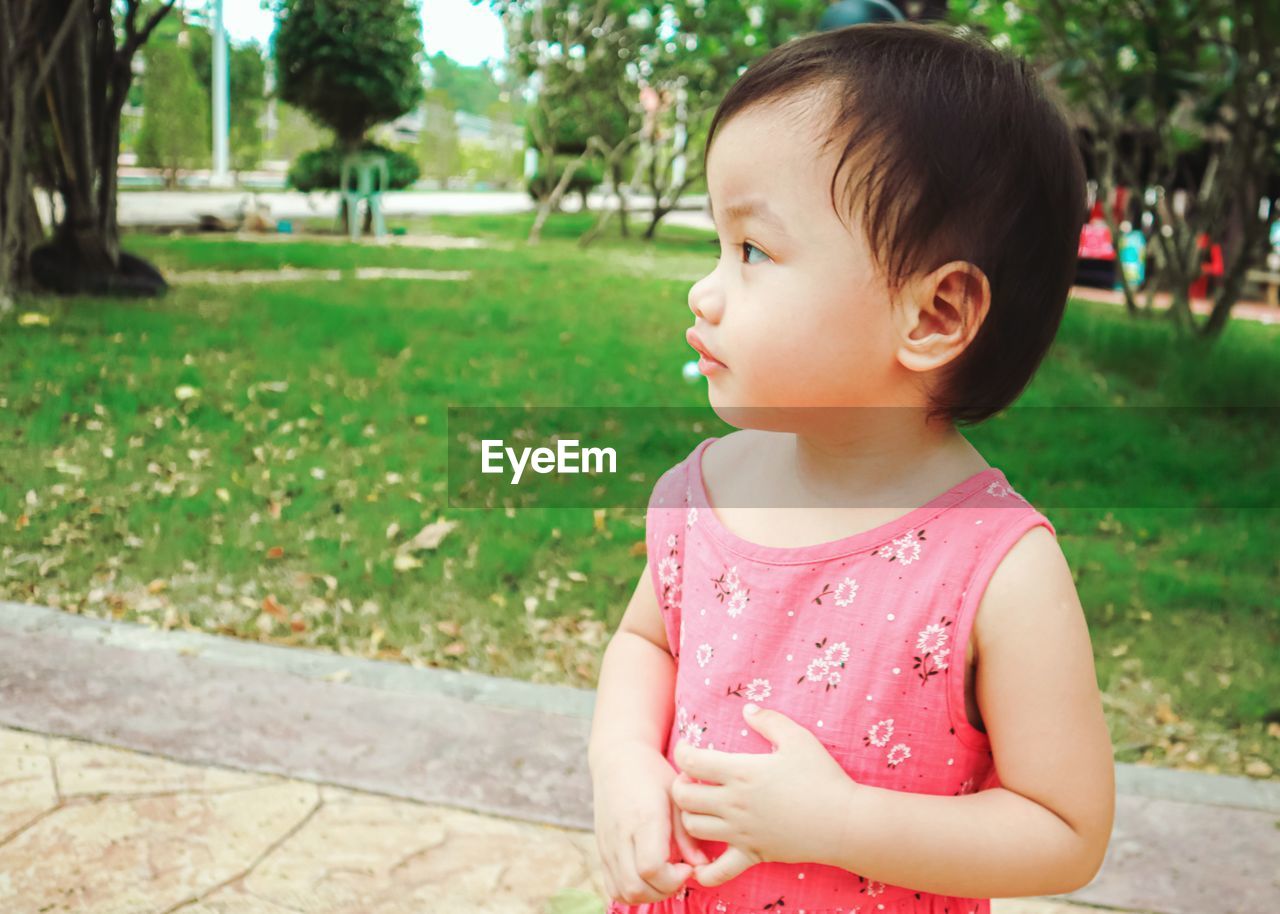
[892,262,989,374]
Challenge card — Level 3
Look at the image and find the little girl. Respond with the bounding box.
[588,21,1115,914]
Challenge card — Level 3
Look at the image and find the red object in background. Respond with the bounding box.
[1188,232,1224,299]
[1079,218,1115,260]
[1077,188,1226,298]
[1078,197,1120,260]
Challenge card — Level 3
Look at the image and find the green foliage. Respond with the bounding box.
[527,160,604,202]
[136,40,211,186]
[267,102,335,163]
[286,142,420,191]
[457,139,523,189]
[425,52,503,115]
[269,0,426,146]
[416,89,462,186]
[189,30,268,172]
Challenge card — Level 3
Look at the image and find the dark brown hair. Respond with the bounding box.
[703,22,1087,427]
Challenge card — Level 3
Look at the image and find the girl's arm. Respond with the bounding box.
[589,561,679,771]
[822,526,1116,898]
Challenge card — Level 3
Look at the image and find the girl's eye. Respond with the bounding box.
[705,238,770,265]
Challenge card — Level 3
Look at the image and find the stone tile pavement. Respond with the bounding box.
[0,601,1275,914]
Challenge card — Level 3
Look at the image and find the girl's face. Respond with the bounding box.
[688,99,921,420]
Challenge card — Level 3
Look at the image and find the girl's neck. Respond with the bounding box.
[780,411,987,509]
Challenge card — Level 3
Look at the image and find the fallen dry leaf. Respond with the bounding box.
[393,552,422,572]
[398,518,458,553]
[262,594,287,619]
[266,545,284,560]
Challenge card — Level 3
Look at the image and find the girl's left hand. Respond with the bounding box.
[670,703,858,887]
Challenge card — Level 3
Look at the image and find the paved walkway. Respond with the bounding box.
[0,600,1275,914]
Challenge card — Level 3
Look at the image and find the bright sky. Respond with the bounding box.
[187,0,508,68]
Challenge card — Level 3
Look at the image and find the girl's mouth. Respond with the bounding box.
[686,327,727,374]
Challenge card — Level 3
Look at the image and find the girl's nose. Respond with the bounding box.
[688,275,724,324]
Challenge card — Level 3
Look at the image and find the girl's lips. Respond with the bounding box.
[686,327,727,371]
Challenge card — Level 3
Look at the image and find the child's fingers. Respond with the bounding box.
[669,788,710,865]
[633,819,692,896]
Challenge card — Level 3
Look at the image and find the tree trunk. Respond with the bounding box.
[25,0,174,296]
[528,145,590,245]
[578,136,639,249]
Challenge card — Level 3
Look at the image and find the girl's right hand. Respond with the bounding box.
[593,746,712,906]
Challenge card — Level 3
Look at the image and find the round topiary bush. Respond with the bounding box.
[288,142,420,192]
[526,161,604,204]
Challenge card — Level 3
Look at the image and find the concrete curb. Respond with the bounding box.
[2,601,1274,815]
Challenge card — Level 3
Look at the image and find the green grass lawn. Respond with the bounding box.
[2,210,1277,780]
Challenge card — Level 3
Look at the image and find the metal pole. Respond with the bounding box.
[211,0,231,187]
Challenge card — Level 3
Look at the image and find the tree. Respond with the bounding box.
[269,0,425,151]
[190,32,267,173]
[952,0,1280,341]
[426,51,503,115]
[266,101,334,163]
[269,0,425,234]
[136,37,210,188]
[631,0,830,241]
[478,0,654,243]
[417,87,462,187]
[482,0,835,245]
[15,0,179,297]
[0,0,59,300]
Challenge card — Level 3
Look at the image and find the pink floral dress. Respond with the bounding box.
[607,437,1057,914]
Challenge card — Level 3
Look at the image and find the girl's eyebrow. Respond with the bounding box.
[706,196,790,234]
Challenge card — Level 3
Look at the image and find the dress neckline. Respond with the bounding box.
[688,436,1005,564]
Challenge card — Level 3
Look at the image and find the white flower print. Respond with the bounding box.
[744,678,771,702]
[711,564,750,618]
[913,615,953,684]
[696,643,714,668]
[956,777,977,796]
[864,880,886,897]
[864,718,895,748]
[666,532,679,550]
[987,481,1028,502]
[686,506,698,528]
[800,640,850,690]
[879,528,924,565]
[833,576,859,606]
[657,556,679,587]
[713,903,728,914]
[675,705,706,747]
[886,743,912,768]
[916,622,948,654]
